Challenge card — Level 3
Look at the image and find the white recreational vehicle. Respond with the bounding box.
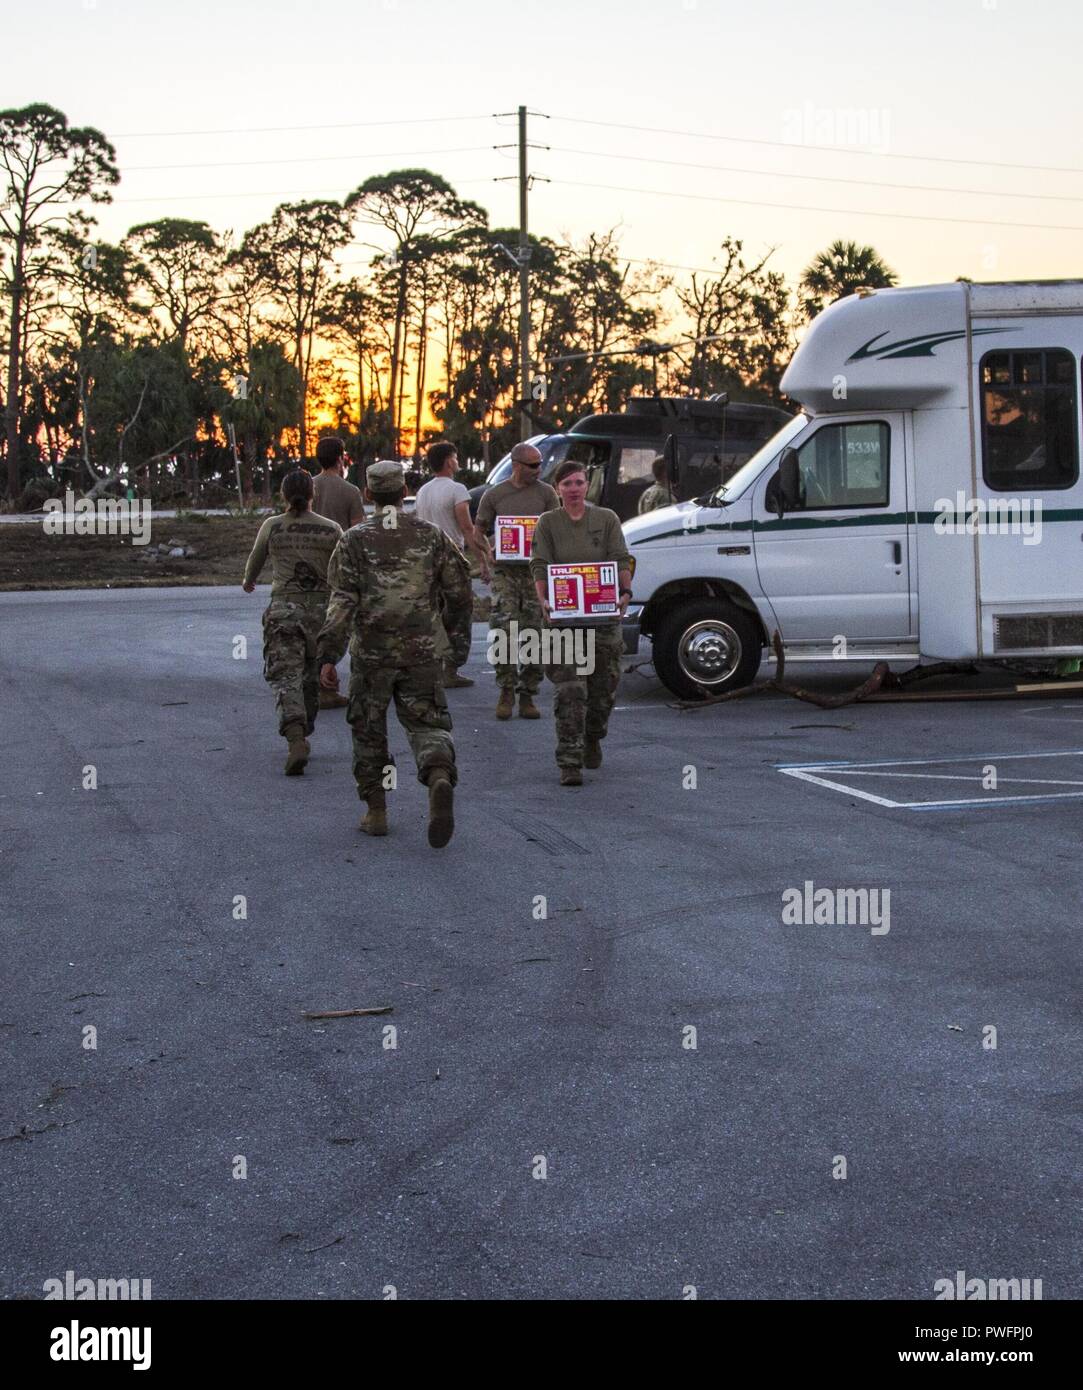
[622,280,1083,698]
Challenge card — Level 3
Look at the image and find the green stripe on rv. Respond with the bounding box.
[630,508,1083,544]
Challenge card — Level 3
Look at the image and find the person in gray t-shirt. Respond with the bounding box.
[414,441,489,688]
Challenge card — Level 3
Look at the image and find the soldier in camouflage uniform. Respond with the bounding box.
[530,460,633,786]
[637,455,676,514]
[243,469,342,775]
[474,442,559,720]
[316,460,471,847]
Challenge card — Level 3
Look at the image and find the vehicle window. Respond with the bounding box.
[716,414,805,502]
[680,445,725,497]
[793,421,890,509]
[486,459,512,486]
[980,349,1078,491]
[617,446,658,484]
[539,437,572,480]
[564,438,610,502]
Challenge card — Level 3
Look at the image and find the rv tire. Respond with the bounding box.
[653,598,762,700]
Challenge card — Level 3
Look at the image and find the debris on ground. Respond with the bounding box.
[302,1006,393,1020]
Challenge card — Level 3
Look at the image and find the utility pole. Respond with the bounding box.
[494,107,548,441]
[517,105,531,441]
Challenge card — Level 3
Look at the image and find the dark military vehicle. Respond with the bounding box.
[468,396,792,522]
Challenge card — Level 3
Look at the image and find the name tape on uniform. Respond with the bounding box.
[494,515,539,562]
[547,562,619,621]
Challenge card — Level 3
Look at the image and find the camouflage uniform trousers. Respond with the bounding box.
[489,565,544,695]
[262,596,327,735]
[347,657,457,799]
[544,622,624,768]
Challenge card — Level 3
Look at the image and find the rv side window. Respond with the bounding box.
[980,348,1079,491]
[791,421,890,510]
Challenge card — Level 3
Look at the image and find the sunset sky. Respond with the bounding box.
[6,0,1082,299]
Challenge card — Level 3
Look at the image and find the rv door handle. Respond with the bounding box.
[891,541,902,565]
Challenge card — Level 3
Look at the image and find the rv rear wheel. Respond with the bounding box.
[652,598,762,700]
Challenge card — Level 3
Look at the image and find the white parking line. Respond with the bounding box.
[841,769,1083,787]
[778,750,1083,810]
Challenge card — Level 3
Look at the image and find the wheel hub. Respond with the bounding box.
[678,621,741,685]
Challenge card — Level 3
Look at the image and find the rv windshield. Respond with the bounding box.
[697,413,807,506]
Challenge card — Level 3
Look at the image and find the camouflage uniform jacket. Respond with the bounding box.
[637,483,675,514]
[317,511,472,668]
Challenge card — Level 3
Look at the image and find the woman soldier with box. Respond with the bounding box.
[529,459,633,785]
[242,469,342,775]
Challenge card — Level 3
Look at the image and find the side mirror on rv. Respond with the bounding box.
[772,448,803,516]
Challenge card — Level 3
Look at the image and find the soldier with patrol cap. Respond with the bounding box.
[316,460,471,848]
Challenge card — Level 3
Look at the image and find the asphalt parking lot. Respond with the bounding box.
[1,585,1081,1300]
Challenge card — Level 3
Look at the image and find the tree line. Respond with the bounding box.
[0,103,899,506]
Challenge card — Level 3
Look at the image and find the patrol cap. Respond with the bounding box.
[366,459,405,494]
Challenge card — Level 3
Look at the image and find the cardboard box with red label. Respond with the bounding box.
[546,562,619,622]
[494,515,539,562]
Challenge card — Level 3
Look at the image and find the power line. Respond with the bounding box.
[547,145,1083,205]
[116,139,1082,205]
[98,178,495,206]
[548,114,1083,178]
[122,145,496,173]
[112,114,494,139]
[547,177,1083,233]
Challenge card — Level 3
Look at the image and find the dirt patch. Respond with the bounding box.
[0,516,495,622]
[0,517,265,590]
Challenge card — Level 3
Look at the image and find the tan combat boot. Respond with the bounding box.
[358,789,388,837]
[319,688,349,709]
[283,723,310,776]
[559,766,583,786]
[518,694,541,719]
[495,688,515,720]
[583,738,602,769]
[426,769,455,848]
[443,663,474,689]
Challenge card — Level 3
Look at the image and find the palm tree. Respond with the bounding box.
[799,240,898,320]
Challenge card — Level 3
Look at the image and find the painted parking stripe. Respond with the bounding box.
[840,769,1083,787]
[778,749,1083,810]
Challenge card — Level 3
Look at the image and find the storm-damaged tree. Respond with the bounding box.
[31,225,141,496]
[121,219,229,498]
[75,335,196,499]
[346,170,485,456]
[426,225,523,461]
[799,239,898,320]
[539,230,662,425]
[220,340,302,501]
[318,277,390,460]
[232,199,351,460]
[673,238,778,399]
[0,103,118,497]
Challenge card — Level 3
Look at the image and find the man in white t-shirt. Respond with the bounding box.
[414,441,490,688]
